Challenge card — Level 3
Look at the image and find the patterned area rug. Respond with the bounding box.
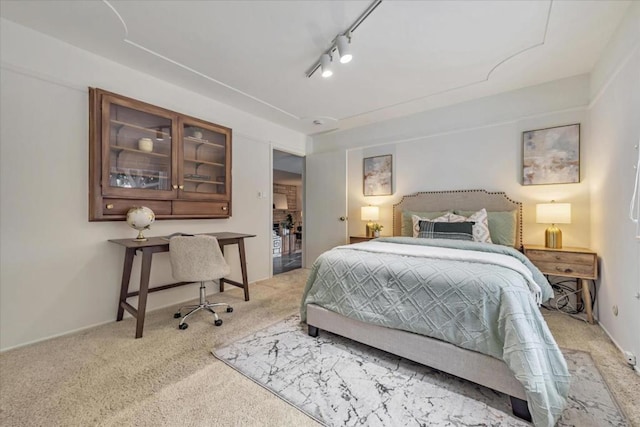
[213,316,628,427]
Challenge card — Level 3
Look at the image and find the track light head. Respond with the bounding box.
[336,35,352,64]
[320,53,333,78]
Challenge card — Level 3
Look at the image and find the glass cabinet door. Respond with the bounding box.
[101,96,176,198]
[179,119,231,200]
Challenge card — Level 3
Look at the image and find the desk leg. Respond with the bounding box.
[581,279,594,324]
[135,248,153,339]
[239,238,249,301]
[219,245,225,293]
[117,248,136,321]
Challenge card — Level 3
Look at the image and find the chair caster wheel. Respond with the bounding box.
[174,312,181,319]
[226,307,233,313]
[179,323,188,330]
[214,319,223,326]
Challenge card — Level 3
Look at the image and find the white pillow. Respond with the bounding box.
[448,209,492,243]
[411,213,450,237]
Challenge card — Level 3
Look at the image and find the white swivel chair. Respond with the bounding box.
[169,235,233,330]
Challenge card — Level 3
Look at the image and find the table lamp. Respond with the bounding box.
[361,206,379,237]
[273,193,288,210]
[536,202,571,248]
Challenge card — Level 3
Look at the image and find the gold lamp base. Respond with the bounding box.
[366,222,374,238]
[545,225,562,249]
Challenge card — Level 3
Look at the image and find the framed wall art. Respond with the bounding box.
[522,123,580,185]
[363,154,393,196]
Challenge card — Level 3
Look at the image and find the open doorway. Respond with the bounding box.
[272,149,304,275]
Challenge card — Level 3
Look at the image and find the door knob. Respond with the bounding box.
[339,216,346,221]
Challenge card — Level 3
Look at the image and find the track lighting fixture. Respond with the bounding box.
[320,53,333,78]
[305,0,382,79]
[336,35,352,64]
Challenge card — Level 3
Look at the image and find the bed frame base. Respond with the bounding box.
[306,304,531,422]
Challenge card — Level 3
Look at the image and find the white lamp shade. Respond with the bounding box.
[361,206,379,221]
[274,193,288,210]
[536,203,571,224]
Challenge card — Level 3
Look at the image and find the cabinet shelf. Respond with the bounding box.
[183,158,225,167]
[111,119,172,138]
[184,178,225,185]
[183,136,225,148]
[110,168,167,179]
[110,145,169,158]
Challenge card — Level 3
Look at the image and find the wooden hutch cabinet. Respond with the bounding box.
[89,88,232,220]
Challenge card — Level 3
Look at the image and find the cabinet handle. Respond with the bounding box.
[556,266,573,273]
[555,255,561,260]
[221,206,228,211]
[172,184,178,190]
[106,203,114,210]
[179,185,184,190]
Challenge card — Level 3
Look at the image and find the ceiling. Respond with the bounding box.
[0,1,630,135]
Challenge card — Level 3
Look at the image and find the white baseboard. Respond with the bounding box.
[0,318,115,353]
[598,322,639,375]
[0,282,258,353]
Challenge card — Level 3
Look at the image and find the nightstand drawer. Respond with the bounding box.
[526,250,594,265]
[524,246,597,279]
[531,260,595,278]
[350,236,374,244]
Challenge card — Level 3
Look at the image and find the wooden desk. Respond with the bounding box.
[109,232,255,338]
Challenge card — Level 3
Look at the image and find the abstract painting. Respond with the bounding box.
[522,124,580,185]
[364,154,393,196]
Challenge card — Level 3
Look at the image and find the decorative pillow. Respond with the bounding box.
[447,208,492,243]
[417,221,474,241]
[411,213,450,237]
[456,209,516,247]
[401,210,448,236]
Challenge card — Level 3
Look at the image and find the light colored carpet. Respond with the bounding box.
[215,315,627,426]
[1,268,638,426]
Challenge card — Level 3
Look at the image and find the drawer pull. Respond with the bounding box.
[221,206,228,211]
[556,266,573,273]
[106,203,114,210]
[555,255,561,260]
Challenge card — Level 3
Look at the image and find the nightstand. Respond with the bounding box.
[350,235,376,244]
[524,245,598,323]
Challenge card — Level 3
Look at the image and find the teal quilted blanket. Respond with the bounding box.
[301,237,570,427]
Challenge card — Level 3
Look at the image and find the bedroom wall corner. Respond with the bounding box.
[586,2,640,368]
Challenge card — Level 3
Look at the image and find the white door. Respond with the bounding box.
[304,150,348,267]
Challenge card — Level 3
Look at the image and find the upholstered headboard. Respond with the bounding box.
[392,189,523,249]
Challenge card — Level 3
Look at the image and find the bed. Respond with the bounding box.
[301,189,570,427]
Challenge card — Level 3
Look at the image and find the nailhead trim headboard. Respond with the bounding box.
[392,189,523,249]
